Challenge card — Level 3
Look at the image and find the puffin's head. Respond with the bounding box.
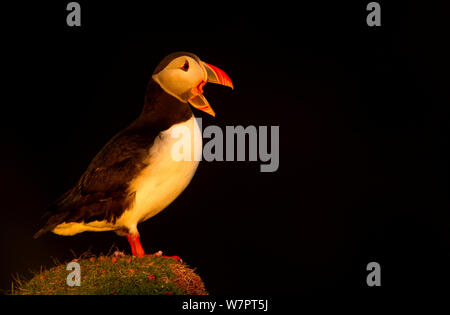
[152,52,233,117]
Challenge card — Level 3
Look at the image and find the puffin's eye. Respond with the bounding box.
[181,60,189,71]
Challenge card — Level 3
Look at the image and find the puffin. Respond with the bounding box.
[34,52,233,257]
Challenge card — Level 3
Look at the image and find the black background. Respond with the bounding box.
[1,1,449,295]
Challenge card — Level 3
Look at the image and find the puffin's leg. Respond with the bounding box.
[126,234,137,256]
[126,233,145,257]
[132,234,146,258]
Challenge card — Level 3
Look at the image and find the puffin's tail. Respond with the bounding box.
[33,227,51,239]
[33,208,67,239]
[33,190,73,239]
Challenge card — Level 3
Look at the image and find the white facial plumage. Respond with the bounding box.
[152,56,207,103]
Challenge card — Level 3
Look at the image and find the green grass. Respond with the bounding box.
[11,251,208,295]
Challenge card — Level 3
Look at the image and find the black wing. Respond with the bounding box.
[34,127,160,238]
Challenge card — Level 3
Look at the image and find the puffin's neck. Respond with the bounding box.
[135,80,193,130]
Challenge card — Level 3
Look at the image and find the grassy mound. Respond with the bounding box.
[12,251,208,295]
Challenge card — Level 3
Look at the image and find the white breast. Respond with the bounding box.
[117,116,202,230]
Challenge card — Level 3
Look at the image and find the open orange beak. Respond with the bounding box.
[203,62,234,89]
[188,62,233,117]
